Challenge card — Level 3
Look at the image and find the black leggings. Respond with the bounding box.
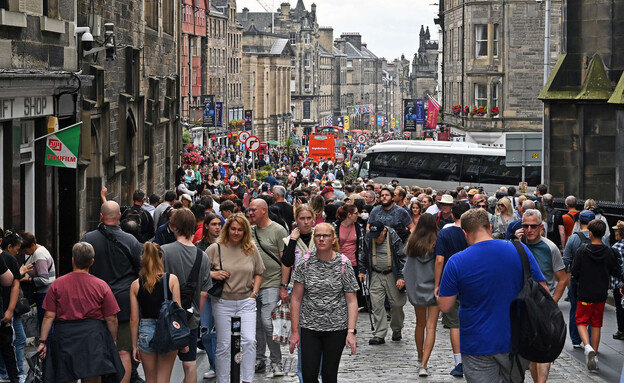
[300,328,347,383]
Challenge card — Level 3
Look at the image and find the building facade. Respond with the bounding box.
[242,28,293,142]
[411,26,439,100]
[440,0,562,141]
[0,0,81,271]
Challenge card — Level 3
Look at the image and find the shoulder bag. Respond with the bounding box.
[207,244,224,297]
[254,227,282,267]
[97,223,139,275]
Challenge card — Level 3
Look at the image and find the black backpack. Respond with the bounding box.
[150,273,190,353]
[179,248,203,320]
[509,241,566,366]
[156,205,173,228]
[122,206,143,227]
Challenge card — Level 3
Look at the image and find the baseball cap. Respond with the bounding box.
[468,189,479,196]
[366,221,386,239]
[320,186,334,196]
[578,210,595,224]
[612,220,624,231]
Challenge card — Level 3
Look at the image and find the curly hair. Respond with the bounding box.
[218,213,256,256]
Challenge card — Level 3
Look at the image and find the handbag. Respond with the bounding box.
[25,351,43,383]
[207,244,224,297]
[271,301,291,345]
[150,273,190,354]
[14,289,32,317]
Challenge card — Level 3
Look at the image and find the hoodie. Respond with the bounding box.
[570,243,622,303]
[403,252,437,307]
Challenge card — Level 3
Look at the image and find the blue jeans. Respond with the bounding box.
[0,317,26,377]
[200,298,217,372]
[569,280,581,344]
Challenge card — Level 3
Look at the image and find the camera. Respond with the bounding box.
[536,0,543,3]
[81,31,94,51]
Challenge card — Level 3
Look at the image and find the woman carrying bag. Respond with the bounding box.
[206,214,264,383]
[129,242,186,383]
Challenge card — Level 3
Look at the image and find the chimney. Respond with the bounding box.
[318,27,334,52]
[242,7,249,20]
[340,32,362,50]
[311,3,316,17]
[280,2,290,16]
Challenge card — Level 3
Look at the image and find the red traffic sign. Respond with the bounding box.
[356,134,367,144]
[238,131,251,144]
[227,132,232,139]
[245,135,261,152]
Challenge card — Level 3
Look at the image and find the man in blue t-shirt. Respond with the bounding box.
[433,201,470,377]
[439,209,546,383]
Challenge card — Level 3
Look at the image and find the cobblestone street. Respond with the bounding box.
[182,302,613,382]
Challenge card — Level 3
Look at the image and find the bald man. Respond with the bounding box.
[81,200,143,381]
[248,198,289,376]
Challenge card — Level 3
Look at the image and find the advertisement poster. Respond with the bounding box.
[244,110,252,130]
[215,102,223,127]
[403,99,417,132]
[201,95,215,126]
[416,99,425,125]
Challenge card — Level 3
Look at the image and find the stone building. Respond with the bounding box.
[181,0,207,125]
[539,0,624,201]
[0,0,82,270]
[77,0,180,269]
[242,27,293,142]
[205,4,228,143]
[411,26,439,100]
[238,0,320,139]
[439,0,562,141]
[333,33,382,132]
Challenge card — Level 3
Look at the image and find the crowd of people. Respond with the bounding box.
[0,142,623,382]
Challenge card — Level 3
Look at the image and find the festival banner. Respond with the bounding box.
[403,99,417,132]
[215,102,223,127]
[426,96,440,129]
[416,99,425,125]
[201,95,215,126]
[45,122,81,168]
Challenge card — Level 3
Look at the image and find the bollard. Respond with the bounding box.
[231,315,242,383]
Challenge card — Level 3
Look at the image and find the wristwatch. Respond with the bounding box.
[280,283,289,289]
[348,329,357,335]
[251,291,259,298]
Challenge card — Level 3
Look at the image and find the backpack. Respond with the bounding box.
[574,231,590,245]
[566,212,581,234]
[509,241,566,366]
[156,205,173,228]
[150,273,191,354]
[179,248,203,320]
[545,206,557,234]
[303,251,350,275]
[335,168,344,180]
[122,206,143,227]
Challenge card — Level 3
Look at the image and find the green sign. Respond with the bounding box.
[45,122,81,168]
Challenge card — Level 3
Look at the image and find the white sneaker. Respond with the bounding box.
[203,370,216,379]
[594,355,599,370]
[584,345,597,370]
[418,366,429,377]
[272,362,284,377]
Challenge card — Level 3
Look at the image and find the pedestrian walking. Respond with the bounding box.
[491,197,519,239]
[403,214,439,377]
[289,223,359,383]
[38,242,125,383]
[359,221,407,345]
[611,220,624,341]
[130,242,186,383]
[207,213,265,383]
[571,219,622,370]
[334,204,366,309]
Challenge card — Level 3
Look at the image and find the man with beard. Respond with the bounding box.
[368,187,413,243]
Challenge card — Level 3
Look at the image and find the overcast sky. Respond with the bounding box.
[237,0,439,61]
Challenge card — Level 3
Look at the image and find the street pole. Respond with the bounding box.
[230,316,241,383]
[541,0,550,184]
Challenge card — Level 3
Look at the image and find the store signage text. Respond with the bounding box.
[0,96,54,121]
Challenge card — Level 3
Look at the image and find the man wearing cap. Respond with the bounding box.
[320,186,336,203]
[563,210,608,347]
[514,209,568,382]
[368,187,414,243]
[611,221,624,340]
[467,189,479,208]
[358,221,407,345]
[435,195,455,230]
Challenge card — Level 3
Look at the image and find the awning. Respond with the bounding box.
[267,140,280,145]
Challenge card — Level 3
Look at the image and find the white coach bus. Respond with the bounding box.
[355,141,541,195]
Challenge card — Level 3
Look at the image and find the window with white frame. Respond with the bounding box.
[304,32,310,45]
[491,83,499,108]
[304,52,311,67]
[475,83,487,108]
[304,75,311,91]
[475,25,487,57]
[347,60,353,68]
[290,32,296,45]
[493,25,499,57]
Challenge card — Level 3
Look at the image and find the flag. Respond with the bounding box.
[45,122,81,168]
[354,106,360,116]
[426,96,440,129]
[326,115,333,126]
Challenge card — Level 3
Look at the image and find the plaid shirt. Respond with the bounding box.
[611,240,624,287]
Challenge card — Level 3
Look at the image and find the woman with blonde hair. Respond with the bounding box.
[492,197,519,239]
[583,199,610,239]
[206,213,265,383]
[282,205,317,269]
[130,242,185,383]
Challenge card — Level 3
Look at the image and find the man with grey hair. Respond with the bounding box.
[562,195,579,247]
[81,200,142,380]
[272,185,294,229]
[505,199,537,240]
[515,208,568,383]
[361,190,376,206]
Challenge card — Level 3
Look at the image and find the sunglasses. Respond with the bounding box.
[522,224,540,229]
[497,204,505,207]
[477,204,487,208]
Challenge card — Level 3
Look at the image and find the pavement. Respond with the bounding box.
[166,298,624,382]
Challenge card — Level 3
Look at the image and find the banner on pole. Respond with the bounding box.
[215,102,223,127]
[45,122,81,168]
[201,95,215,126]
[403,99,417,132]
[426,96,440,129]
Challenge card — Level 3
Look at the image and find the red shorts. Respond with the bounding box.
[575,301,606,327]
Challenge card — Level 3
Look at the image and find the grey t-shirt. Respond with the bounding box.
[369,204,412,231]
[293,252,359,331]
[162,241,212,330]
[372,237,391,271]
[252,222,288,289]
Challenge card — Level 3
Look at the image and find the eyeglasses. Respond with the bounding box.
[522,224,540,230]
[313,234,332,239]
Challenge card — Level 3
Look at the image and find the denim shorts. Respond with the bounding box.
[138,319,157,353]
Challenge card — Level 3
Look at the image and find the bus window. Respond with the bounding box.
[359,159,370,179]
[461,155,480,185]
[417,153,461,181]
[479,156,523,186]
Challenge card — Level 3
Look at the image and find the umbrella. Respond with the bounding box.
[363,130,372,133]
[267,140,280,145]
[350,129,362,133]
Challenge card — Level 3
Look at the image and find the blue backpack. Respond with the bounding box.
[150,273,190,354]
